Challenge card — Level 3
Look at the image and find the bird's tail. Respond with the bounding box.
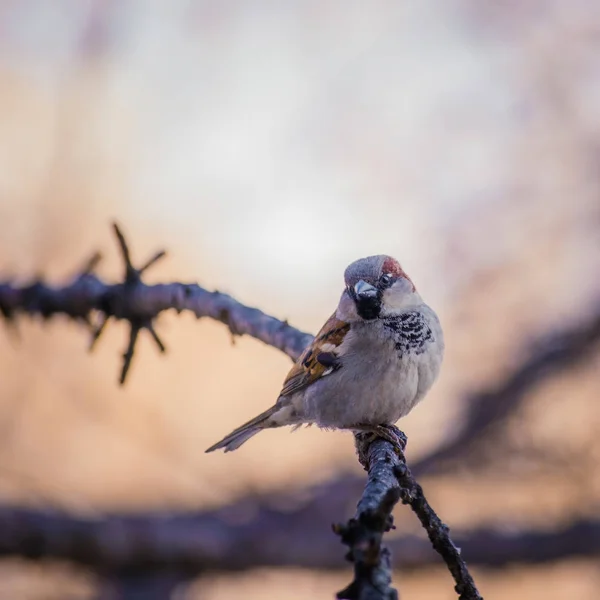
[205,405,280,453]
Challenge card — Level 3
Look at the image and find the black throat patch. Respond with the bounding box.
[355,296,382,320]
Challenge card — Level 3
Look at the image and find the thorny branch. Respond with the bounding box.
[0,223,312,384]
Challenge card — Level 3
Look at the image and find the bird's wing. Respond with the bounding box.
[279,312,350,397]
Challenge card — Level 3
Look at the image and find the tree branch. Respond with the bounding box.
[334,434,406,600]
[0,223,312,384]
[0,500,596,574]
[393,452,480,599]
[335,432,482,600]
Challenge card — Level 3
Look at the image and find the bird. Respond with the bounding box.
[206,255,444,453]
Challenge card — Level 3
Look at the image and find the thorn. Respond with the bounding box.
[112,222,131,265]
[80,252,102,276]
[146,322,166,353]
[112,222,137,283]
[89,316,108,351]
[120,323,140,385]
[139,250,167,274]
[109,223,170,383]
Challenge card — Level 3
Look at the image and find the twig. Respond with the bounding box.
[394,456,481,600]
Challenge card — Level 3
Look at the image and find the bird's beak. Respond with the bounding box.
[354,280,378,299]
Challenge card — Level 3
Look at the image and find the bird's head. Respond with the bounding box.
[337,255,420,321]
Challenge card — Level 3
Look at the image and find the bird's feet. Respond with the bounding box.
[352,423,407,448]
[351,424,407,467]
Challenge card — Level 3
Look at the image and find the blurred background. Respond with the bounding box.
[1,0,599,598]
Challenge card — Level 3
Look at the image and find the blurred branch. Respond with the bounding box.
[0,501,596,574]
[0,223,313,384]
[100,575,184,600]
[412,308,600,476]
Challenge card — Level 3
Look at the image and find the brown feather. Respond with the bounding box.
[279,312,349,397]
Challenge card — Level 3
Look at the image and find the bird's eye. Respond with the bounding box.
[379,273,394,288]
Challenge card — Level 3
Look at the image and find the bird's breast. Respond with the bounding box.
[304,308,443,428]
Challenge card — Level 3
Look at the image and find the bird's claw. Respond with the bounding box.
[352,424,407,467]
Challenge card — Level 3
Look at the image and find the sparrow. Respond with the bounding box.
[206,255,444,453]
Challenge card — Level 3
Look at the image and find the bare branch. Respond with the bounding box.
[394,455,480,599]
[0,500,596,575]
[334,433,407,600]
[335,432,482,600]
